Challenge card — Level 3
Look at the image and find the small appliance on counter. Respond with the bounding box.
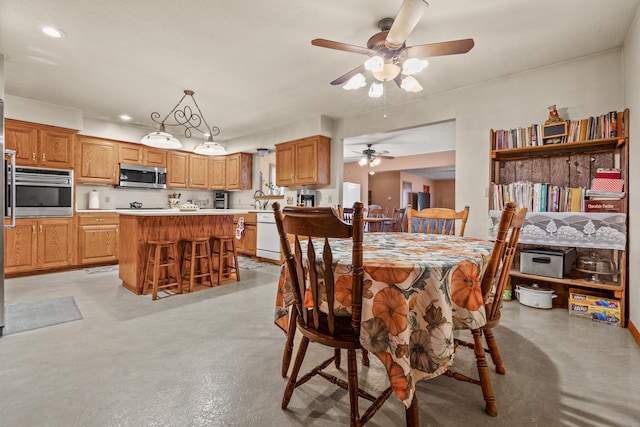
[520,247,576,279]
[89,190,100,210]
[297,189,316,207]
[213,191,228,209]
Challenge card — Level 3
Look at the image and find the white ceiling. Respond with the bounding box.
[2,0,639,179]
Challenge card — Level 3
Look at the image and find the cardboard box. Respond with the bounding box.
[568,291,621,326]
[584,199,624,212]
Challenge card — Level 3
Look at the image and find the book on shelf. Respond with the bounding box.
[595,168,621,179]
[584,199,624,213]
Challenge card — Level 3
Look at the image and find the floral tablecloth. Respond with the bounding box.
[274,232,494,407]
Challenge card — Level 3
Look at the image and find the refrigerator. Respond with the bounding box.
[342,182,361,210]
[1,98,16,336]
[409,192,430,210]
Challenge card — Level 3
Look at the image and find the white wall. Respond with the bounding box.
[624,7,640,331]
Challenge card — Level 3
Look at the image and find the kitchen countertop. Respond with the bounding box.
[76,208,251,215]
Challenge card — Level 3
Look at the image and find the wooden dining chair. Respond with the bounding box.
[367,207,387,232]
[342,207,355,224]
[389,207,406,232]
[444,201,527,416]
[406,205,470,236]
[273,202,418,426]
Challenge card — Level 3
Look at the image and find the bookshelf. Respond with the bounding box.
[489,109,629,327]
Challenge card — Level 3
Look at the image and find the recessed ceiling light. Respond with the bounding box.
[41,26,66,38]
[119,114,132,121]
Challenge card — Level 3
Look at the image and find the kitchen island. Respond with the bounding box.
[118,209,250,295]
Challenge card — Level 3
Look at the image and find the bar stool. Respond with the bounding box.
[181,238,215,292]
[211,235,241,285]
[143,240,181,301]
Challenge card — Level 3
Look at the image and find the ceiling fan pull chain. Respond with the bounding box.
[383,81,388,119]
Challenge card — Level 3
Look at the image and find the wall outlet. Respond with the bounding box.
[104,196,110,203]
[328,195,333,203]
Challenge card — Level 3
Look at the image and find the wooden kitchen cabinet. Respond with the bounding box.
[233,213,256,256]
[225,153,253,190]
[118,142,167,167]
[4,218,74,274]
[167,152,210,188]
[189,154,209,189]
[5,119,76,169]
[76,136,118,184]
[209,157,226,189]
[167,151,189,187]
[275,135,330,187]
[77,213,119,264]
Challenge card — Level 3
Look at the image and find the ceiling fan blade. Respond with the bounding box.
[385,0,429,50]
[379,155,395,160]
[311,39,372,56]
[406,38,475,58]
[330,65,366,85]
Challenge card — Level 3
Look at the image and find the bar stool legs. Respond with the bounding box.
[143,240,181,301]
[211,236,240,285]
[181,238,215,292]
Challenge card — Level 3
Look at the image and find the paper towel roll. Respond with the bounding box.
[89,190,100,210]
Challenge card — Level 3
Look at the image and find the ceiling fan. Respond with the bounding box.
[311,0,474,96]
[356,144,395,167]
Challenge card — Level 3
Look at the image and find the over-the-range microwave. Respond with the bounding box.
[117,163,167,189]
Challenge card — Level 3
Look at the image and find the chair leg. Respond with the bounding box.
[361,348,370,367]
[405,393,419,427]
[347,349,361,427]
[152,245,161,301]
[334,349,341,370]
[282,336,309,410]
[483,327,505,374]
[472,328,497,416]
[281,305,298,378]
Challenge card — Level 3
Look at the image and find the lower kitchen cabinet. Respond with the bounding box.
[4,218,74,274]
[77,213,119,264]
[233,213,256,256]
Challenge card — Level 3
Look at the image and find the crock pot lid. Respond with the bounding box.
[517,284,554,294]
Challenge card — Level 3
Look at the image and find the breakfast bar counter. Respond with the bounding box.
[118,209,250,294]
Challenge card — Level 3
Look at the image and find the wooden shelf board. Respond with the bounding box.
[255,195,284,200]
[492,137,626,160]
[509,270,623,291]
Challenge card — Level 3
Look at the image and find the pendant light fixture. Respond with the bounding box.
[141,89,226,155]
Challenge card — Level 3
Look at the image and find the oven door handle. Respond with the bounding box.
[5,150,16,229]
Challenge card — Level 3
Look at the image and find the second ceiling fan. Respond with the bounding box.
[312,0,474,96]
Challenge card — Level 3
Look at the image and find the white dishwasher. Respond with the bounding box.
[256,212,281,260]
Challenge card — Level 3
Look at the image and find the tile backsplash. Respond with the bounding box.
[76,185,217,210]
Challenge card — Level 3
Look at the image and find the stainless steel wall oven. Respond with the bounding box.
[6,166,74,217]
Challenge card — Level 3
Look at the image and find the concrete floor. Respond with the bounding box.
[1,265,639,426]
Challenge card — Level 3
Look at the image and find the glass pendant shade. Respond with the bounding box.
[364,56,384,72]
[369,158,381,167]
[140,130,182,149]
[402,58,429,75]
[400,76,423,93]
[358,157,368,166]
[194,141,227,156]
[372,63,401,81]
[368,82,384,98]
[343,73,366,90]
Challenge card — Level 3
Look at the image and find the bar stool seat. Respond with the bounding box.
[143,240,181,301]
[181,237,215,292]
[211,235,240,285]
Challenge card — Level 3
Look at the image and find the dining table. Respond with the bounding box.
[364,216,393,232]
[274,232,495,408]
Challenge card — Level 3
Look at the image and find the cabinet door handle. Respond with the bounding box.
[42,153,46,162]
[96,218,104,222]
[32,225,36,233]
[39,224,42,233]
[32,153,36,161]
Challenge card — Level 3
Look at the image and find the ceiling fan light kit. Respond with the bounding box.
[141,89,225,155]
[312,0,472,96]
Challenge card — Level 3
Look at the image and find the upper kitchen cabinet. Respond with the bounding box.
[166,152,210,189]
[76,136,118,184]
[167,151,189,188]
[118,142,167,167]
[209,157,226,190]
[275,135,330,188]
[225,153,253,190]
[5,119,76,169]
